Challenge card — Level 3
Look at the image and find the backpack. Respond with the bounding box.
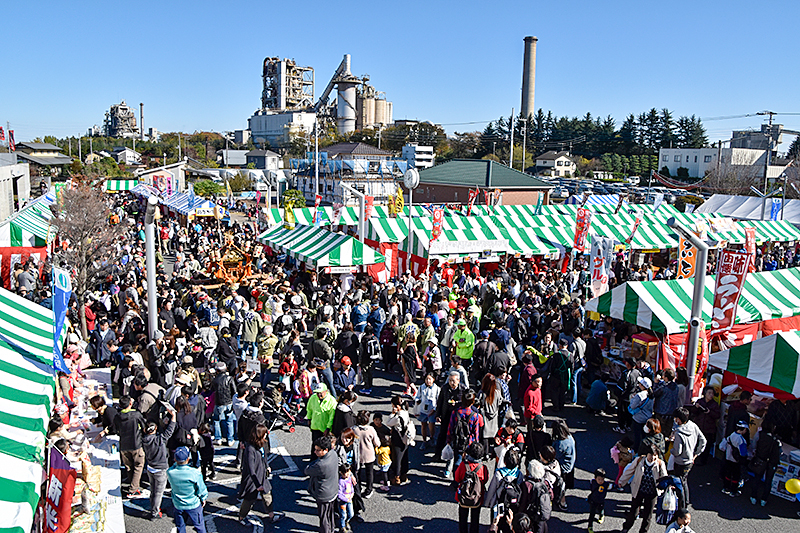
[727,435,749,463]
[365,336,382,361]
[457,462,484,508]
[498,476,522,511]
[523,479,552,522]
[452,413,472,453]
[400,412,416,446]
[544,471,565,504]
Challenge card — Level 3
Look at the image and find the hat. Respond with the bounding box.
[182,355,194,364]
[638,377,652,389]
[456,318,467,326]
[153,330,164,340]
[175,374,192,386]
[480,331,490,339]
[174,446,191,462]
[68,333,80,344]
[215,362,227,372]
[341,356,352,366]
[313,382,328,393]
[736,420,750,430]
[428,337,437,344]
[191,344,203,352]
[312,358,326,368]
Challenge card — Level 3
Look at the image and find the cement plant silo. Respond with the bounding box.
[374,99,388,125]
[335,54,361,134]
[521,36,537,118]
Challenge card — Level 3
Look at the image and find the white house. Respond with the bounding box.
[112,147,142,166]
[658,147,787,179]
[402,144,435,169]
[535,151,576,177]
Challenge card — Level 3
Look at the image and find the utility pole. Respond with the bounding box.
[522,120,527,173]
[178,134,182,161]
[90,137,93,155]
[314,115,319,198]
[509,108,515,169]
[760,111,776,193]
[68,138,72,157]
[78,136,82,163]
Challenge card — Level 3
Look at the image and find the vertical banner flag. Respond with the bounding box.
[226,180,233,207]
[590,236,612,297]
[685,204,695,214]
[614,194,625,214]
[770,198,782,221]
[388,192,396,217]
[626,210,642,245]
[653,192,665,212]
[534,191,544,215]
[744,227,757,273]
[484,190,491,206]
[284,205,296,230]
[467,189,479,216]
[689,322,710,399]
[573,207,593,253]
[187,183,196,211]
[255,190,261,205]
[9,130,15,151]
[0,126,4,141]
[394,187,404,217]
[45,448,77,533]
[581,192,591,207]
[710,249,751,337]
[431,207,444,241]
[677,236,698,279]
[52,268,71,373]
[313,194,323,226]
[364,196,374,219]
[493,188,502,212]
[331,202,344,226]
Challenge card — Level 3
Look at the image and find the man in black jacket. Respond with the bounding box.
[143,411,175,519]
[238,393,267,453]
[305,435,339,533]
[115,395,146,496]
[212,362,237,446]
[435,371,466,456]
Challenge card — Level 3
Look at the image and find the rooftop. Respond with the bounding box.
[536,150,572,161]
[16,152,73,166]
[246,149,281,157]
[324,142,393,158]
[418,159,552,188]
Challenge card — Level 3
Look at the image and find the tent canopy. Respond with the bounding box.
[104,179,138,192]
[258,224,385,268]
[0,192,57,247]
[586,267,800,334]
[696,193,800,223]
[130,183,162,199]
[709,331,800,397]
[0,287,57,533]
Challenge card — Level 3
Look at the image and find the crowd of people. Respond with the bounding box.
[38,190,800,533]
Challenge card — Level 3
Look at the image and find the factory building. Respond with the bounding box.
[102,101,139,138]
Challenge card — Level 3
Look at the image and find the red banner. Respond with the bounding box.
[364,196,374,219]
[710,249,751,337]
[760,315,800,337]
[573,207,593,253]
[467,189,478,216]
[431,207,444,241]
[0,126,4,141]
[45,447,77,533]
[313,194,323,226]
[9,130,15,151]
[255,190,261,205]
[744,227,756,273]
[626,211,642,244]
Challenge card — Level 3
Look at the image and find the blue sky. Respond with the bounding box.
[3,0,799,149]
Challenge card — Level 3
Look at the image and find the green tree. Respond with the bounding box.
[789,135,800,160]
[628,154,641,176]
[228,171,253,192]
[281,188,307,208]
[193,179,224,197]
[676,167,690,179]
[660,166,671,177]
[610,153,622,173]
[600,153,613,171]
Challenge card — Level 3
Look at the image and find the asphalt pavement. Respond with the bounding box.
[121,367,799,533]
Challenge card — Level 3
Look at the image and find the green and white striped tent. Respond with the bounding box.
[258,224,385,268]
[0,193,57,247]
[0,287,57,533]
[708,331,800,397]
[104,179,138,192]
[586,267,800,334]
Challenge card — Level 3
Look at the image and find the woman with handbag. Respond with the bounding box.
[748,420,782,506]
[618,443,668,533]
[401,332,420,397]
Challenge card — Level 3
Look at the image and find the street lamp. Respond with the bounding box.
[144,196,159,339]
[666,217,709,396]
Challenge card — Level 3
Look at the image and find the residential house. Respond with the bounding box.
[14,142,73,177]
[535,151,576,177]
[245,149,282,171]
[111,147,142,166]
[216,149,249,168]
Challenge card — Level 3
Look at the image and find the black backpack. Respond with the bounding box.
[365,336,381,361]
[523,479,552,522]
[452,413,472,453]
[457,462,484,508]
[498,476,522,510]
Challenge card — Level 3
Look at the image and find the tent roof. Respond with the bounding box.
[586,267,800,334]
[695,194,800,223]
[709,331,800,397]
[258,225,385,268]
[0,287,57,533]
[104,179,138,192]
[0,192,56,247]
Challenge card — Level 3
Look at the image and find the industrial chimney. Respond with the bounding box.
[521,36,537,119]
[139,103,144,140]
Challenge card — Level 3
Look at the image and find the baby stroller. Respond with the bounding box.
[262,389,297,433]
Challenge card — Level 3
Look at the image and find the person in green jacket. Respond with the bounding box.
[166,446,208,532]
[452,318,475,371]
[306,383,337,459]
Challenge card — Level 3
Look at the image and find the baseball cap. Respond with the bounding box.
[428,337,437,344]
[174,446,191,462]
[341,356,352,366]
[313,383,328,393]
[182,355,194,364]
[639,377,652,389]
[215,362,227,372]
[736,420,750,430]
[456,318,467,326]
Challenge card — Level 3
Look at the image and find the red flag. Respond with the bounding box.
[710,249,751,338]
[484,190,490,205]
[364,196,374,219]
[431,207,444,241]
[573,207,593,253]
[626,211,642,244]
[467,189,478,216]
[744,227,756,273]
[45,447,77,533]
[8,130,15,151]
[255,190,261,204]
[313,194,323,226]
[0,127,4,141]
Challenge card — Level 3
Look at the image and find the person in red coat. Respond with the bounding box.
[454,442,489,533]
[523,376,543,429]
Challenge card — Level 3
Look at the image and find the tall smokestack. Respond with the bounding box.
[521,36,537,119]
[139,103,144,140]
